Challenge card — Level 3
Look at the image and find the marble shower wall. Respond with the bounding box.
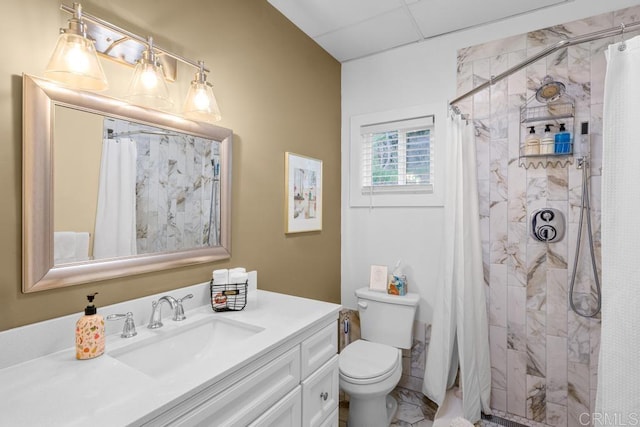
[457,6,640,426]
[135,131,220,255]
[104,118,220,255]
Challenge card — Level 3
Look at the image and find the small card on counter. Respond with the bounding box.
[369,265,388,292]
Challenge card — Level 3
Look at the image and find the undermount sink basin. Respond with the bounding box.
[110,316,264,379]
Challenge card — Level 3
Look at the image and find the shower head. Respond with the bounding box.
[535,75,566,103]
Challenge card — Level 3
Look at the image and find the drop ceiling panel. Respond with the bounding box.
[267,0,404,37]
[408,0,569,38]
[267,0,570,61]
[314,7,422,62]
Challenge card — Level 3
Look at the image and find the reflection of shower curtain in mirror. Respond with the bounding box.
[93,138,137,259]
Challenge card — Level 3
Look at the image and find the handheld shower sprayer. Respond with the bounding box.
[569,121,601,318]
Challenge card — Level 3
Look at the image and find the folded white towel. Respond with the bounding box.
[54,232,91,264]
[54,232,76,264]
[74,232,90,262]
[212,269,229,284]
[229,271,248,284]
[229,267,246,274]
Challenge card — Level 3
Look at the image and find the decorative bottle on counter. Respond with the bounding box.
[75,293,105,360]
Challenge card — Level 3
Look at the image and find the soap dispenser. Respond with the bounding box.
[540,124,555,154]
[76,292,105,360]
[524,126,540,155]
[554,123,572,154]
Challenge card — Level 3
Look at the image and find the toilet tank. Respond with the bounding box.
[355,287,420,349]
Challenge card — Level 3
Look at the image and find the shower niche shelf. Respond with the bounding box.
[519,96,575,169]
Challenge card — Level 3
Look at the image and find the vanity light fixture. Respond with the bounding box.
[182,61,222,123]
[125,37,173,110]
[44,2,108,91]
[46,2,222,121]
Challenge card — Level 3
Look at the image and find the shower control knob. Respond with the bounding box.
[531,208,565,243]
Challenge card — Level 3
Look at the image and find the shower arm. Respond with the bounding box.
[450,21,640,108]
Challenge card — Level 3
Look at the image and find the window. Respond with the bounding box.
[349,104,443,207]
[361,116,434,193]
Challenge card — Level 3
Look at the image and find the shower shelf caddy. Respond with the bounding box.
[519,97,575,169]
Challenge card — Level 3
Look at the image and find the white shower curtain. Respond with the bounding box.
[93,137,138,259]
[423,112,491,422]
[596,35,640,423]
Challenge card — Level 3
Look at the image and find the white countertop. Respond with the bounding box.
[0,283,340,426]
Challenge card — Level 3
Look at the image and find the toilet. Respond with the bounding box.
[339,287,420,427]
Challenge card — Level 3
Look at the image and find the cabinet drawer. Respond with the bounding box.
[302,355,339,427]
[300,322,337,379]
[167,346,300,426]
[248,386,301,427]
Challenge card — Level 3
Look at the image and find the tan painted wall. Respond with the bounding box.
[0,0,341,331]
[53,107,103,258]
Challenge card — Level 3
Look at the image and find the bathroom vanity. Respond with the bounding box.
[0,283,340,426]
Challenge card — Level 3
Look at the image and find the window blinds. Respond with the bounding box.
[361,115,434,194]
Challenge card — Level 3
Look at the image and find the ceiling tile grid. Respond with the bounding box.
[268,0,569,61]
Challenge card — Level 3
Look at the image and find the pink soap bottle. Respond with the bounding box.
[75,293,105,360]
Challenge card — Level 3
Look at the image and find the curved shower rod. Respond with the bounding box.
[449,21,640,109]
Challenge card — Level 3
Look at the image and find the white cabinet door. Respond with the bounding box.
[302,355,339,427]
[318,408,338,427]
[249,386,302,427]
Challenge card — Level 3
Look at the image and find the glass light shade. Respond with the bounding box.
[183,81,222,123]
[125,61,173,110]
[44,32,108,91]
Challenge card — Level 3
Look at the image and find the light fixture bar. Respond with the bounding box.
[53,2,222,121]
[59,3,210,73]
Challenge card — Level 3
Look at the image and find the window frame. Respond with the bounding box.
[349,103,445,207]
[361,116,434,193]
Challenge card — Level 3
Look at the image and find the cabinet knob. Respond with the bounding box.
[320,392,328,401]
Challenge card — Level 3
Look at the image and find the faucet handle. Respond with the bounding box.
[174,294,194,321]
[107,312,137,338]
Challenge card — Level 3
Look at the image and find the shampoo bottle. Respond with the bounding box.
[76,293,105,360]
[524,126,540,155]
[540,124,555,154]
[554,123,572,154]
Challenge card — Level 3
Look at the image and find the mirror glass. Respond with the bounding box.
[53,107,222,265]
[23,74,232,292]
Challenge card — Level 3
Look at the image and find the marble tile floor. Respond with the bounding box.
[339,386,503,427]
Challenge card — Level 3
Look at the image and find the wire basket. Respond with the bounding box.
[210,280,248,312]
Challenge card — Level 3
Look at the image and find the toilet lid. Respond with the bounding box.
[339,340,399,380]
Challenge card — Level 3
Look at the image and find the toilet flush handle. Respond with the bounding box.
[357,301,368,310]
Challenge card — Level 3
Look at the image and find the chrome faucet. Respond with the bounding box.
[147,294,194,329]
[106,312,137,338]
[174,294,194,321]
[148,296,177,329]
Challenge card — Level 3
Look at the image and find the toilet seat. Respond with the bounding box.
[339,340,400,385]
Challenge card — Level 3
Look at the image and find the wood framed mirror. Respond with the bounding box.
[22,74,233,293]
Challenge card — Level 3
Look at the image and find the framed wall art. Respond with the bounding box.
[284,152,323,233]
